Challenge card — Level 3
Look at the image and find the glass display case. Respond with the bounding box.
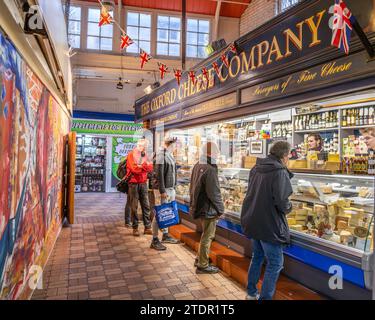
[176,166,374,254]
[172,105,374,255]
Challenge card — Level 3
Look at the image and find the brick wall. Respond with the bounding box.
[240,0,278,36]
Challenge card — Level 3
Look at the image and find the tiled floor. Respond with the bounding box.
[31,193,246,300]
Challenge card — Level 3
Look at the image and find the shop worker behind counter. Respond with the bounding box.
[126,139,153,237]
[190,142,225,274]
[241,141,294,300]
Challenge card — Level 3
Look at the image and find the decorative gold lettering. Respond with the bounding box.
[297,70,317,84]
[267,36,284,64]
[257,41,270,68]
[305,10,326,47]
[241,49,256,73]
[229,55,241,78]
[283,21,304,58]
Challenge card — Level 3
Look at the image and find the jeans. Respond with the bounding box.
[151,188,175,238]
[124,195,131,225]
[197,217,217,268]
[247,239,284,300]
[128,183,151,229]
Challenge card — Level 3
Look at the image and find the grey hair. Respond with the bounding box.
[269,141,291,160]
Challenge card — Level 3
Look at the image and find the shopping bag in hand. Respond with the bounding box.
[153,200,180,229]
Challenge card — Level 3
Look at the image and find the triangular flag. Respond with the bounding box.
[158,63,169,80]
[140,50,151,69]
[189,71,196,85]
[212,62,221,77]
[201,67,209,83]
[230,43,237,54]
[99,12,112,27]
[120,34,133,50]
[174,69,182,85]
[221,54,229,68]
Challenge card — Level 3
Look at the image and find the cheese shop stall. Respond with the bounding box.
[135,0,375,299]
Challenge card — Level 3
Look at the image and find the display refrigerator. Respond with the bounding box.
[172,105,374,299]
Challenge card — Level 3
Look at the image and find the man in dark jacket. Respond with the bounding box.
[241,141,293,300]
[190,142,224,274]
[150,136,180,250]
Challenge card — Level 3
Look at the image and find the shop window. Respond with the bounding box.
[87,8,113,51]
[126,11,151,54]
[157,15,181,57]
[186,18,210,59]
[67,6,81,49]
[278,0,301,13]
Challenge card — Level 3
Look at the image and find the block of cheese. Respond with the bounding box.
[287,218,296,225]
[296,209,308,216]
[321,185,333,194]
[290,225,304,231]
[314,204,326,212]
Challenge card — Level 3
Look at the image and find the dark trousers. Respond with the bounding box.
[124,195,131,225]
[128,183,151,229]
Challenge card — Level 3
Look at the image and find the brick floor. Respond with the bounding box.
[31,193,246,300]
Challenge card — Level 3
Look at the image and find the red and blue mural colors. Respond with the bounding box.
[0,31,69,299]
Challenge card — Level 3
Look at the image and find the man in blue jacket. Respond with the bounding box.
[241,141,293,300]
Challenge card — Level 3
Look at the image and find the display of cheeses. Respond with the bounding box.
[176,163,374,252]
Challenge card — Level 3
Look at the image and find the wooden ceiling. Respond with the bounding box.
[82,0,252,18]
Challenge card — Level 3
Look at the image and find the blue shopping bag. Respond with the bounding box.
[154,200,180,229]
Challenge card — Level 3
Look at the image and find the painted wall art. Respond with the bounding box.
[0,31,70,300]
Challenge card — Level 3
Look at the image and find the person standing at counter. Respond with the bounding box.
[190,142,225,274]
[241,141,294,300]
[150,136,180,251]
[126,139,154,237]
[307,133,323,151]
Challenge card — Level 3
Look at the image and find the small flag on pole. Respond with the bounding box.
[229,43,237,54]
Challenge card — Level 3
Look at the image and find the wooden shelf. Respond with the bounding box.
[341,124,375,130]
[294,128,339,133]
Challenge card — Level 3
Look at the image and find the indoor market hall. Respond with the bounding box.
[0,0,374,303]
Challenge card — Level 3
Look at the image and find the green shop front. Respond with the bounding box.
[72,118,142,193]
[135,0,375,299]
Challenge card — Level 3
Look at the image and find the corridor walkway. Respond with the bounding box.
[31,193,246,300]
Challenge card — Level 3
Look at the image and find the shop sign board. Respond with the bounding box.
[134,0,375,124]
[241,51,375,105]
[72,119,143,136]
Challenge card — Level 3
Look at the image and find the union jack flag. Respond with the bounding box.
[331,0,355,55]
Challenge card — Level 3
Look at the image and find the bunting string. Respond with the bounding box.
[96,0,238,89]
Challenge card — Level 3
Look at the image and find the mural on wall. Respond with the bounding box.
[111,137,138,188]
[0,31,69,299]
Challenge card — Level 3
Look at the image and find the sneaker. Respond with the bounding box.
[194,257,212,267]
[150,239,167,251]
[245,294,260,300]
[125,223,132,229]
[144,228,153,235]
[196,265,219,274]
[133,229,140,237]
[161,234,180,244]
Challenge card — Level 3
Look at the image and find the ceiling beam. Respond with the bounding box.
[213,0,222,41]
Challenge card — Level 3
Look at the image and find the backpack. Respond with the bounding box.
[116,156,131,194]
[117,157,128,180]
